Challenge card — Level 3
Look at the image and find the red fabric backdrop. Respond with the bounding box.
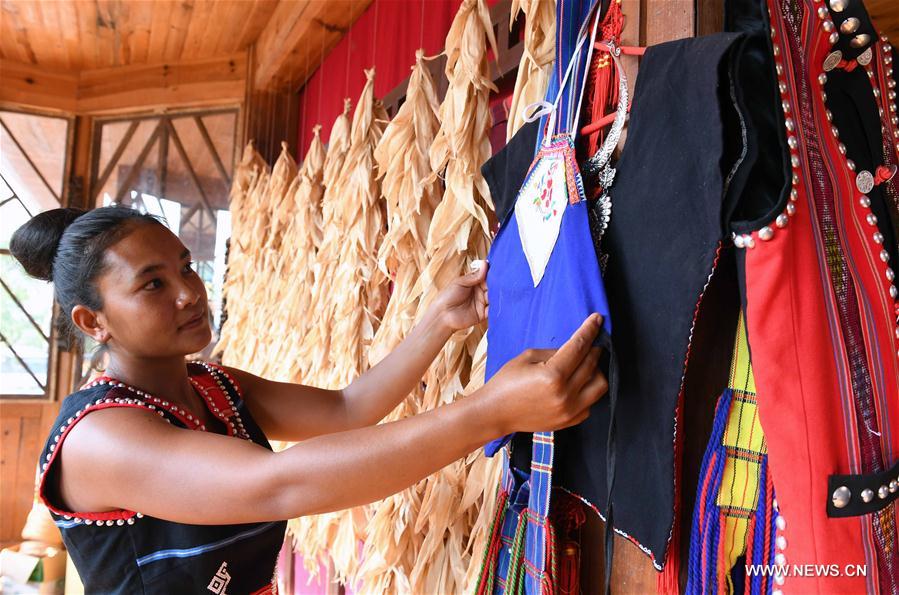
[296,0,510,159]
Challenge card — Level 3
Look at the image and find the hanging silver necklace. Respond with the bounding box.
[582,41,629,242]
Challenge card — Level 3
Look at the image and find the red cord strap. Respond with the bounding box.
[580,42,646,136]
[836,58,858,72]
[593,42,646,56]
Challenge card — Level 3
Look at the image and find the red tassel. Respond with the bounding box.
[547,492,588,595]
[559,541,581,595]
[476,489,510,595]
[581,0,625,165]
[657,520,682,595]
[875,164,898,185]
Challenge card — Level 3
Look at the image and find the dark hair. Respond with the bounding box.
[9,206,162,337]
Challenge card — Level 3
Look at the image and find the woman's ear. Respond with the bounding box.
[71,305,110,343]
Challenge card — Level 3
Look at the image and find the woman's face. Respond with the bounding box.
[91,222,212,358]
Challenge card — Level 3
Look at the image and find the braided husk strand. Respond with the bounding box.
[295,99,353,388]
[293,74,389,584]
[268,126,327,384]
[400,1,501,592]
[355,52,442,595]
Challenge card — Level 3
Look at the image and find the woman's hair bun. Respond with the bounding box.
[10,207,86,281]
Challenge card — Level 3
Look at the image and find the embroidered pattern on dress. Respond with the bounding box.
[208,561,231,594]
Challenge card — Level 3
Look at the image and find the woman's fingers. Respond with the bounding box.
[546,314,602,378]
[567,346,602,393]
[576,367,610,411]
[476,293,487,320]
[458,260,489,287]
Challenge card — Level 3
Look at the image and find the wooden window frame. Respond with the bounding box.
[0,106,76,403]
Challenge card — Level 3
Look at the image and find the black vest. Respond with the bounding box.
[37,362,286,594]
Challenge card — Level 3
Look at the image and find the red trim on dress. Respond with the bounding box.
[38,393,148,522]
[42,364,250,524]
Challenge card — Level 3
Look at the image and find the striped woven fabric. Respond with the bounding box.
[688,314,778,594]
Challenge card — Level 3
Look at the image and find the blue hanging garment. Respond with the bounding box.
[475,2,611,593]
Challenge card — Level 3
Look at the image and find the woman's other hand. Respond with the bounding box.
[432,259,490,332]
[483,313,608,435]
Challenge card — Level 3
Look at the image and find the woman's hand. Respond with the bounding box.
[431,260,490,332]
[482,314,608,435]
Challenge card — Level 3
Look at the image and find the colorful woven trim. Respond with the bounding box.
[476,430,560,595]
[687,313,777,594]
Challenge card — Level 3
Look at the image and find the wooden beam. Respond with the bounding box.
[77,53,246,113]
[233,0,279,53]
[252,0,372,92]
[0,58,78,112]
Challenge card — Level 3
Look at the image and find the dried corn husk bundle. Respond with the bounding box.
[420,0,496,409]
[295,100,354,386]
[285,103,353,575]
[289,85,390,580]
[227,142,267,241]
[216,143,300,372]
[451,0,558,572]
[252,145,299,374]
[398,1,499,592]
[460,337,503,591]
[423,0,497,314]
[215,144,271,363]
[368,52,442,369]
[316,69,389,585]
[267,126,327,383]
[263,143,301,253]
[233,145,299,373]
[356,52,442,595]
[325,69,389,390]
[507,0,556,139]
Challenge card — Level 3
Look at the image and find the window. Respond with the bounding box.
[90,109,238,348]
[0,109,73,398]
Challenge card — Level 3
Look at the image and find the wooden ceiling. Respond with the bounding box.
[0,0,372,113]
[0,0,277,70]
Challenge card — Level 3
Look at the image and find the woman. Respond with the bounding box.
[10,206,607,594]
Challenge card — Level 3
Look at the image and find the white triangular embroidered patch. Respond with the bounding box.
[515,152,569,287]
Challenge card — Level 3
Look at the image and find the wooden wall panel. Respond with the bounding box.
[0,55,246,115]
[643,0,694,45]
[0,401,60,546]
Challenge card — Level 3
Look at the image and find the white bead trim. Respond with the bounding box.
[819,37,899,347]
[45,364,251,530]
[40,395,148,528]
[732,25,799,250]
